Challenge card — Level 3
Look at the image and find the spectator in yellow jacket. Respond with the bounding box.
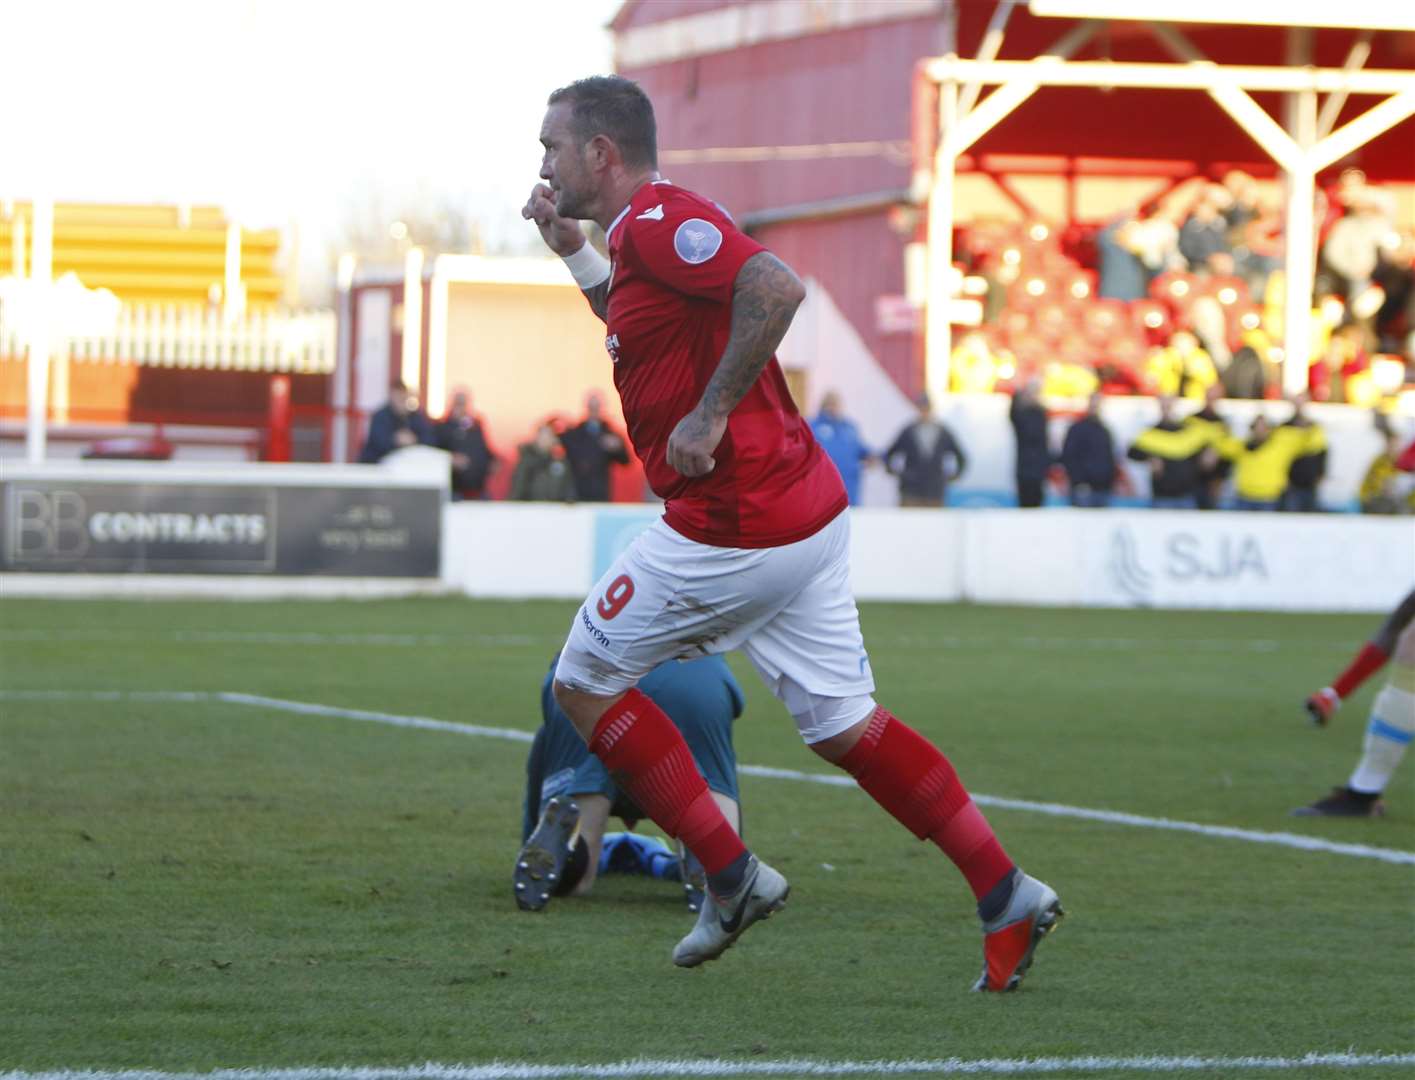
[1216,416,1327,511]
[1146,331,1219,401]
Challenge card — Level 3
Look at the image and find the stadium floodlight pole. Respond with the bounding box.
[25,196,53,463]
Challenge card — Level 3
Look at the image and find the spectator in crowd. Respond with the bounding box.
[1216,413,1327,512]
[810,390,873,506]
[1147,330,1219,401]
[1222,331,1269,400]
[1127,396,1204,510]
[1130,206,1183,281]
[950,332,1014,394]
[1096,213,1149,301]
[1009,377,1051,509]
[510,422,576,502]
[1359,431,1414,515]
[1280,397,1327,513]
[1323,190,1394,309]
[1178,188,1235,276]
[1060,393,1117,508]
[1189,384,1232,511]
[883,393,968,508]
[1188,294,1232,371]
[1220,170,1260,235]
[1372,230,1414,356]
[559,391,630,502]
[435,389,499,500]
[359,381,435,464]
[1218,172,1282,299]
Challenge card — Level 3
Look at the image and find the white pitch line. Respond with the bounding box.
[3,690,1412,867]
[0,628,1347,653]
[2,1051,1413,1079]
[216,693,535,744]
[0,629,540,647]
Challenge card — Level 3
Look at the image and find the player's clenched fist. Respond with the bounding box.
[667,408,727,478]
[522,183,586,258]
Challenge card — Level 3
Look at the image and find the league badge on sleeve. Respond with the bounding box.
[674,219,723,265]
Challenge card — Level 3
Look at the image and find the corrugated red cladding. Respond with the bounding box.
[622,15,943,396]
[626,15,941,217]
[756,213,916,395]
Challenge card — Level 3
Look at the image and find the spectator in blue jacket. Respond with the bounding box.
[1060,393,1117,508]
[810,391,873,505]
[359,382,435,464]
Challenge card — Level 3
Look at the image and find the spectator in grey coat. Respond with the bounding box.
[883,393,967,508]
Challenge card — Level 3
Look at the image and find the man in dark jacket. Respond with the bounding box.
[1060,393,1116,508]
[1281,398,1327,513]
[359,382,435,464]
[559,391,630,502]
[1127,396,1205,509]
[1009,378,1051,508]
[435,389,499,500]
[511,423,576,502]
[883,393,967,508]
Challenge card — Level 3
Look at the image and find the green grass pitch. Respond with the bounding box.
[1,597,1411,1079]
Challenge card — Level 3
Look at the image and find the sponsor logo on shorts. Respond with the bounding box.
[673,218,723,264]
[580,606,612,648]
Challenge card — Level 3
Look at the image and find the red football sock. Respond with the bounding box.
[589,689,746,876]
[1332,642,1390,700]
[839,706,1014,901]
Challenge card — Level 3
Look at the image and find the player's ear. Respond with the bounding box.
[586,133,616,171]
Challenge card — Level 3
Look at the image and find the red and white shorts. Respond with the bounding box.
[555,511,876,743]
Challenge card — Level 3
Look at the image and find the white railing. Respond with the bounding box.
[0,302,337,374]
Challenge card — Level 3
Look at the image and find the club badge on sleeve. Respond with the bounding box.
[674,219,723,265]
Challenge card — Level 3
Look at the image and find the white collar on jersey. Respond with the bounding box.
[605,178,674,245]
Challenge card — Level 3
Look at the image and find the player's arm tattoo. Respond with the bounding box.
[582,281,610,321]
[698,252,806,420]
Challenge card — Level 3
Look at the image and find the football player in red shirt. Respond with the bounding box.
[1297,588,1415,817]
[522,76,1061,991]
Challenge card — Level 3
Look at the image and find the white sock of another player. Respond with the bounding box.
[1348,682,1415,795]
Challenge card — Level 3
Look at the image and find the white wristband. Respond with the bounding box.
[562,242,611,290]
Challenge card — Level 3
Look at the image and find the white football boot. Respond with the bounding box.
[671,855,789,967]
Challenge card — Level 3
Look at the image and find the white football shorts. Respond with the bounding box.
[555,510,876,743]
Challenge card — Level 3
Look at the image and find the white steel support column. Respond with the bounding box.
[331,254,356,463]
[925,80,959,405]
[1282,89,1319,397]
[400,246,424,392]
[425,257,449,421]
[223,219,244,321]
[25,196,53,463]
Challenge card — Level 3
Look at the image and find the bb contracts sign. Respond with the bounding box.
[0,482,440,577]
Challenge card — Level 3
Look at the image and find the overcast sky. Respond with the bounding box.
[5,0,623,284]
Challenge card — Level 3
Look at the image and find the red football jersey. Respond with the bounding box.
[601,181,846,548]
